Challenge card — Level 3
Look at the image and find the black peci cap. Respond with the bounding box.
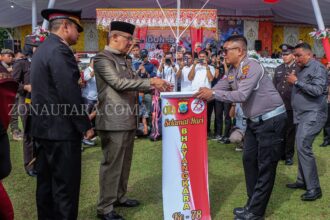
[110,21,135,35]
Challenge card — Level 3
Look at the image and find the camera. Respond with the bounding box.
[183,56,189,66]
[198,59,204,64]
[140,49,148,60]
[165,58,172,65]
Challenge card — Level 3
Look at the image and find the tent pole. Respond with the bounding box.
[176,0,181,47]
[311,0,330,62]
[32,0,37,32]
[42,0,56,30]
[177,0,210,40]
[311,0,325,29]
[155,0,177,39]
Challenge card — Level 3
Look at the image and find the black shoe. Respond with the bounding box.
[286,182,306,190]
[301,188,322,201]
[320,140,330,147]
[233,207,247,216]
[114,199,140,207]
[219,137,230,144]
[97,211,124,220]
[285,158,293,166]
[234,210,264,220]
[26,170,37,177]
[212,135,223,141]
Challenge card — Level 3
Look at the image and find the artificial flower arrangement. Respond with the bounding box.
[309,28,330,39]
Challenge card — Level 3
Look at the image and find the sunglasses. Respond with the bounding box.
[222,47,239,55]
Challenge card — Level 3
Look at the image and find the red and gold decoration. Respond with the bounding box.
[96,8,217,31]
[263,0,279,3]
[258,21,273,55]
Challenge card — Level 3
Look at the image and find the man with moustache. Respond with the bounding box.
[30,9,94,219]
[286,43,327,201]
[94,21,172,220]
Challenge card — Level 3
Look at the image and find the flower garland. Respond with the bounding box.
[29,26,49,44]
[247,50,283,68]
[247,50,261,60]
[309,28,330,39]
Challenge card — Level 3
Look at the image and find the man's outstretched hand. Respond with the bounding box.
[150,78,174,92]
[194,87,214,101]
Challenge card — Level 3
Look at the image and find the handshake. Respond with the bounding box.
[150,78,174,92]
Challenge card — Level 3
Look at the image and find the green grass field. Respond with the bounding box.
[3,134,330,220]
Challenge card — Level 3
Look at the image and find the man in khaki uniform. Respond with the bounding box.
[94,21,172,220]
[195,35,286,220]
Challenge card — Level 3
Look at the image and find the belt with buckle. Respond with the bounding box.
[249,105,286,123]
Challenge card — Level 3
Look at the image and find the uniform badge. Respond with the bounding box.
[242,65,250,75]
[178,101,188,114]
[228,75,235,81]
[239,75,247,81]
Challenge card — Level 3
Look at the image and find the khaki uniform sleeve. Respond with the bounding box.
[94,53,151,92]
[212,75,230,91]
[214,60,263,103]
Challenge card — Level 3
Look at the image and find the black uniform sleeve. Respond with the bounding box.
[49,45,92,133]
[12,61,25,95]
[295,64,327,97]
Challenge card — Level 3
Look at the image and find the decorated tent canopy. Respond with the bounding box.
[96,8,217,31]
[2,0,330,28]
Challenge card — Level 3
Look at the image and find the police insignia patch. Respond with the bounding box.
[242,65,250,75]
[178,101,188,114]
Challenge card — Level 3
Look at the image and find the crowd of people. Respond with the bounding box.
[1,7,330,220]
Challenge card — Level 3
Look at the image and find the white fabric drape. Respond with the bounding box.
[284,27,299,46]
[244,21,259,51]
[84,22,99,51]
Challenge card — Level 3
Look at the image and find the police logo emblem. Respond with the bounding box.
[178,101,188,114]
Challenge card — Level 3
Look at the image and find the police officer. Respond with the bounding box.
[286,43,327,201]
[273,44,299,165]
[30,9,94,219]
[195,35,286,220]
[12,47,35,176]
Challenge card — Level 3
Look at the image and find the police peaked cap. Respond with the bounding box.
[279,44,294,54]
[41,8,84,32]
[110,21,135,35]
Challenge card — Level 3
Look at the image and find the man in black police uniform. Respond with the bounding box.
[286,43,327,201]
[195,35,286,220]
[30,9,94,219]
[273,44,300,165]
